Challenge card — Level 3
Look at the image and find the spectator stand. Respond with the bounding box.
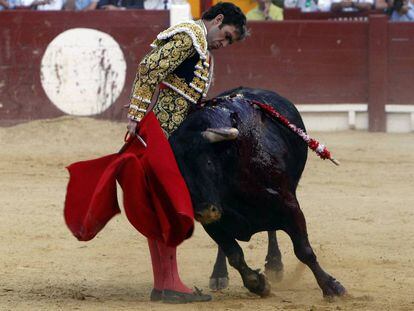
[284,7,385,20]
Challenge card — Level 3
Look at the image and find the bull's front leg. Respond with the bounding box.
[210,231,283,290]
[227,247,271,297]
[283,194,346,297]
[264,231,284,282]
[209,246,229,290]
[204,225,271,297]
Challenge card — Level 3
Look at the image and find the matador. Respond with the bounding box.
[126,2,247,304]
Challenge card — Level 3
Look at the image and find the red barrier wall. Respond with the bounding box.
[388,23,414,105]
[0,10,169,125]
[0,11,413,131]
[210,21,369,104]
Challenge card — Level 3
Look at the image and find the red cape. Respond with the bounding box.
[64,112,194,247]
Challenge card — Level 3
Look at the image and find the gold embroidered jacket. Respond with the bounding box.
[128,21,213,125]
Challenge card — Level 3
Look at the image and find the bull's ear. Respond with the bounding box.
[201,127,239,143]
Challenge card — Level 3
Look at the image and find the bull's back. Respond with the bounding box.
[218,87,305,130]
[219,87,308,188]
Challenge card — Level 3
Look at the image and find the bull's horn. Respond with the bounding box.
[202,127,239,143]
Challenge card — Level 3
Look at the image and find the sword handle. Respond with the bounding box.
[135,134,147,148]
[118,131,147,154]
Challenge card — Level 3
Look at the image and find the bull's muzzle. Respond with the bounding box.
[194,204,222,225]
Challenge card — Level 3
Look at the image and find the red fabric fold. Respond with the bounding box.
[64,112,194,247]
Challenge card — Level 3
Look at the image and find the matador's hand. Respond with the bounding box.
[127,119,138,137]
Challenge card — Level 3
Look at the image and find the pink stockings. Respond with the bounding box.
[147,239,192,293]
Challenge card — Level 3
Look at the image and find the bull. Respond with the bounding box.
[169,87,346,298]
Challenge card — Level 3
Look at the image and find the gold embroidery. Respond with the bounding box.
[128,21,214,124]
[153,88,191,134]
[153,21,207,59]
[128,32,195,121]
[191,77,205,92]
[163,74,202,103]
[193,58,211,92]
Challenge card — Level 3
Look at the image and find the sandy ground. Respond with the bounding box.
[0,116,413,311]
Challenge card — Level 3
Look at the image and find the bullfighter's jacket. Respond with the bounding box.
[128,20,214,134]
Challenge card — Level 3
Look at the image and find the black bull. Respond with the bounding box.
[169,87,346,298]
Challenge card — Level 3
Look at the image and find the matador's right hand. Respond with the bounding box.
[127,119,139,137]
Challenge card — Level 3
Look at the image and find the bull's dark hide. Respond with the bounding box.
[170,87,308,239]
[169,87,346,298]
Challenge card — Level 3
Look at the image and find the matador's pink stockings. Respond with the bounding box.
[147,239,192,293]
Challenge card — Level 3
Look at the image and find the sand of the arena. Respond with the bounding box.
[0,116,413,311]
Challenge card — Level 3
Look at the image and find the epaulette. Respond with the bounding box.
[150,21,208,60]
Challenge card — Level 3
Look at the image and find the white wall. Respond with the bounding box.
[296,104,414,133]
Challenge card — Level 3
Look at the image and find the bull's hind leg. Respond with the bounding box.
[283,193,346,297]
[264,231,284,282]
[205,225,271,297]
[209,247,229,290]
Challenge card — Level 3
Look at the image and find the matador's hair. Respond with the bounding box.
[202,2,248,40]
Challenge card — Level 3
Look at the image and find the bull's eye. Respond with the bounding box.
[207,160,212,166]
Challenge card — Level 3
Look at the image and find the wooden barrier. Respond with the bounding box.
[0,10,169,125]
[211,20,369,104]
[0,10,414,132]
[388,22,414,106]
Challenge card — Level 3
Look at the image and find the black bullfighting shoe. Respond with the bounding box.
[150,288,162,302]
[162,287,212,304]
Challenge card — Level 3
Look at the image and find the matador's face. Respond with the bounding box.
[206,15,240,50]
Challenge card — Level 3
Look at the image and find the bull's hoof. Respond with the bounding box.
[264,261,284,283]
[209,277,229,291]
[243,270,271,297]
[322,276,347,297]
